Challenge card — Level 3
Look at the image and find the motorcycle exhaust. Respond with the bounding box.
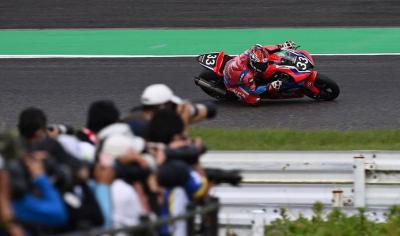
[194,77,227,96]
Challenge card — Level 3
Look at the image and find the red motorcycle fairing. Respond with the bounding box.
[268,49,320,91]
[306,71,320,95]
[267,64,312,82]
[195,47,339,102]
[266,50,314,82]
[297,49,315,65]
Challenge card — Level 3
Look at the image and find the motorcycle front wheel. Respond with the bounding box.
[307,74,340,101]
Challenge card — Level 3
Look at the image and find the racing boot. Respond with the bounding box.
[227,87,260,105]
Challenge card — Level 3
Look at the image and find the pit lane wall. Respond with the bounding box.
[201,151,400,233]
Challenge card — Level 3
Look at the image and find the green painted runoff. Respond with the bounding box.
[0,28,399,55]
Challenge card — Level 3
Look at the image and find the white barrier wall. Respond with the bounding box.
[201,151,400,233]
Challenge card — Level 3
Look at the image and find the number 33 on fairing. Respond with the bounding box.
[295,56,311,71]
[198,53,219,69]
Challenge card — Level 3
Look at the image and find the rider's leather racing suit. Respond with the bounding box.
[223,44,287,105]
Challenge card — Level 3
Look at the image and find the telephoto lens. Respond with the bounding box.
[191,101,217,119]
[204,168,242,186]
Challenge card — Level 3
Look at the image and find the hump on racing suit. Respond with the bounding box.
[223,41,296,105]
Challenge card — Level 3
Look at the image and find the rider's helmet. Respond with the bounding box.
[248,44,269,72]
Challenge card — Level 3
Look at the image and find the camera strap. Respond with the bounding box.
[82,128,97,144]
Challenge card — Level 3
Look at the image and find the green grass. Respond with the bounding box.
[265,203,400,236]
[189,128,400,150]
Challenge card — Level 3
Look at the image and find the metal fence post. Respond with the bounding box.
[353,155,366,207]
[332,190,344,208]
[139,215,156,236]
[251,209,265,236]
[186,202,196,236]
[204,197,219,236]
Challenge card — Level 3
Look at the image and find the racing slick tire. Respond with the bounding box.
[195,70,237,101]
[308,74,340,101]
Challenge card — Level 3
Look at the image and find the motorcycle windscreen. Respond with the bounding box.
[281,50,314,72]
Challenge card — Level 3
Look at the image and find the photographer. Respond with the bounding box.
[98,132,146,229]
[0,154,24,236]
[17,107,85,179]
[145,110,209,236]
[76,100,121,146]
[92,122,157,229]
[16,107,104,233]
[0,128,70,233]
[124,84,217,137]
[10,151,68,233]
[146,108,206,170]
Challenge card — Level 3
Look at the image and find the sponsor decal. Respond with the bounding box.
[198,55,205,62]
[239,70,249,82]
[231,87,249,98]
[276,65,311,74]
[305,81,313,88]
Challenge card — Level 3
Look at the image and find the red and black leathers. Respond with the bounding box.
[223,44,284,105]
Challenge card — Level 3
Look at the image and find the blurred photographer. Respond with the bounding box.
[0,127,68,233]
[17,107,85,181]
[97,130,146,229]
[146,109,206,173]
[145,110,209,236]
[124,84,217,137]
[92,122,157,229]
[0,154,24,236]
[10,151,68,234]
[16,107,104,233]
[76,100,120,146]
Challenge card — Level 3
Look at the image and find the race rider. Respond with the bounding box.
[223,40,297,105]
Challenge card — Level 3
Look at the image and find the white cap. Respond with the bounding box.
[101,135,139,158]
[98,123,133,140]
[99,134,146,167]
[98,123,145,153]
[141,84,182,105]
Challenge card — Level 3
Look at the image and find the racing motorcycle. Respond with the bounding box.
[194,47,340,102]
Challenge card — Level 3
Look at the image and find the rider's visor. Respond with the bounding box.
[253,62,268,72]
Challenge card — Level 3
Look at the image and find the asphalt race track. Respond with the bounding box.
[1,0,399,130]
[1,56,399,130]
[0,0,399,28]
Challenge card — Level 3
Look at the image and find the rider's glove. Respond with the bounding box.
[279,40,297,49]
[269,80,283,91]
[254,85,267,95]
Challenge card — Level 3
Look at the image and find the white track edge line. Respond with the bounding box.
[0,53,400,59]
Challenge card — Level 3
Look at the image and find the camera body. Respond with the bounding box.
[114,161,152,183]
[6,154,74,199]
[0,132,75,199]
[47,124,75,135]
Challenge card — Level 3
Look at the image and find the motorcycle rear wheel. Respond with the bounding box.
[196,70,237,101]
